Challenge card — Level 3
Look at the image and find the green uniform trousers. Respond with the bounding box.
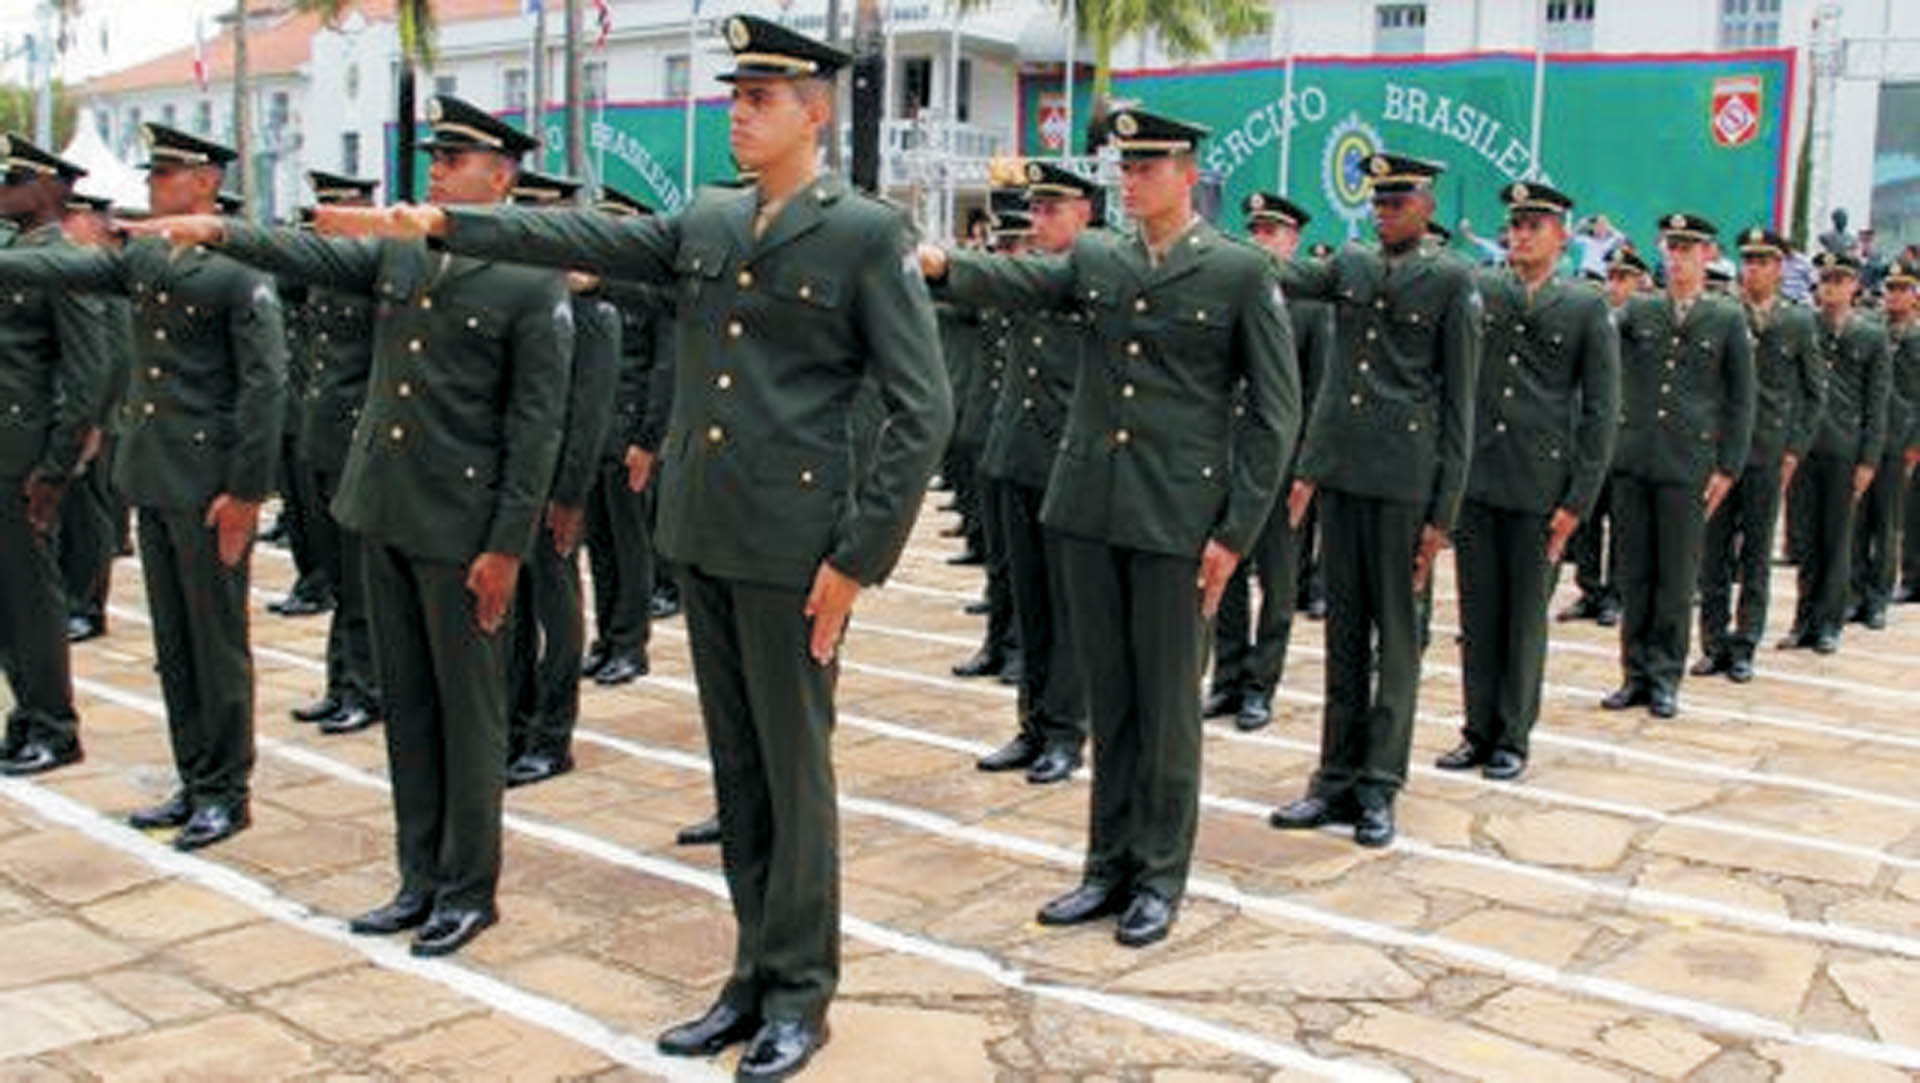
[1211,503,1305,696]
[977,479,1018,659]
[57,443,121,627]
[1612,475,1706,695]
[1786,467,1813,566]
[994,480,1085,750]
[1058,535,1204,901]
[1,478,78,754]
[278,437,332,603]
[1568,478,1620,608]
[137,506,255,807]
[1310,490,1424,807]
[313,467,379,712]
[1850,451,1905,614]
[681,565,840,1026]
[508,534,585,758]
[1792,453,1858,638]
[1698,460,1783,664]
[584,461,654,662]
[364,542,509,910]
[1903,468,1920,593]
[1453,500,1559,758]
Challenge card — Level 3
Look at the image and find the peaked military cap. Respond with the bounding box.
[1887,259,1918,287]
[1811,250,1860,276]
[510,170,583,205]
[991,210,1034,237]
[1364,152,1444,196]
[1500,179,1573,216]
[596,184,654,216]
[1308,241,1335,259]
[1706,259,1735,284]
[1656,212,1716,242]
[1,131,86,181]
[421,94,539,158]
[140,122,237,168]
[1605,248,1650,276]
[1733,226,1788,257]
[216,191,245,215]
[1426,220,1453,244]
[64,192,112,214]
[989,186,1030,217]
[1022,159,1098,200]
[1242,191,1310,229]
[1578,267,1606,283]
[717,14,850,82]
[307,169,378,204]
[1106,107,1208,160]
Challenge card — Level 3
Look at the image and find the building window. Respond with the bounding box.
[1375,3,1427,54]
[665,53,690,98]
[900,55,932,116]
[504,67,529,111]
[1717,0,1780,48]
[434,74,458,96]
[584,60,607,103]
[346,63,360,100]
[123,106,142,155]
[341,132,361,178]
[1543,0,1595,51]
[95,110,110,144]
[956,58,973,123]
[194,100,212,133]
[160,103,177,127]
[267,91,290,134]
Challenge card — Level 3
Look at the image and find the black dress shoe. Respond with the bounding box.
[649,592,681,620]
[0,741,83,777]
[1812,631,1839,655]
[1777,629,1813,650]
[1201,688,1243,719]
[1556,597,1600,622]
[996,654,1025,685]
[1352,802,1395,848]
[1234,690,1274,731]
[946,548,985,566]
[1036,881,1125,926]
[278,593,334,617]
[348,891,435,934]
[319,705,378,736]
[1728,657,1755,683]
[657,999,762,1057]
[505,751,574,788]
[65,615,104,643]
[594,654,649,686]
[1482,749,1526,781]
[174,803,249,851]
[409,906,497,957]
[737,1018,830,1081]
[1843,602,1865,625]
[1863,606,1888,631]
[951,649,1007,678]
[581,643,610,679]
[676,815,722,846]
[128,793,193,830]
[1594,602,1621,627]
[1115,889,1176,947]
[937,523,967,538]
[291,696,344,723]
[1268,794,1353,830]
[1025,744,1080,784]
[976,734,1040,772]
[1305,597,1328,621]
[1894,583,1918,604]
[1601,684,1650,711]
[961,598,991,616]
[1649,689,1678,719]
[1690,654,1728,677]
[259,519,289,544]
[1433,740,1487,771]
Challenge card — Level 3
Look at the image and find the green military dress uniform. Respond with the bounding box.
[1885,262,1920,600]
[1275,155,1480,822]
[1610,215,1755,704]
[1451,182,1617,767]
[273,274,334,611]
[1849,299,1919,621]
[0,142,115,773]
[1791,258,1890,647]
[1696,228,1822,672]
[440,165,951,1024]
[55,278,133,642]
[945,109,1298,917]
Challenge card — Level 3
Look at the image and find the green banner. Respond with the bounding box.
[1020,50,1795,251]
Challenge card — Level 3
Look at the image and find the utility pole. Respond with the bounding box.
[825,0,842,171]
[529,0,548,170]
[230,0,254,218]
[564,0,584,184]
[850,0,884,193]
[33,1,54,145]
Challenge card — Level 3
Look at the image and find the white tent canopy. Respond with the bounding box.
[60,110,149,213]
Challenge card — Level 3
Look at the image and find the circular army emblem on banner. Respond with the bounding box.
[726,17,750,49]
[1320,113,1384,235]
[1112,112,1139,138]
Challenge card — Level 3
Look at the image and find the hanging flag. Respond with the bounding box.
[192,18,209,91]
[521,0,543,15]
[593,0,612,48]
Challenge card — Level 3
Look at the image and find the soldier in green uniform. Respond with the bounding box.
[1432,181,1616,782]
[971,161,1096,783]
[1601,214,1755,716]
[52,193,133,648]
[581,185,667,688]
[137,96,572,952]
[1691,228,1822,682]
[1268,153,1480,848]
[0,125,288,847]
[1884,260,1920,604]
[925,106,1298,945]
[502,170,620,788]
[1849,257,1920,627]
[1780,251,1889,653]
[1207,192,1333,732]
[332,24,951,1072]
[286,170,384,735]
[0,135,113,777]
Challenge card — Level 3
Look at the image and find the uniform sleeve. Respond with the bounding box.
[219,222,383,290]
[942,247,1077,312]
[1715,307,1757,477]
[1215,264,1299,554]
[1274,254,1338,302]
[548,298,621,508]
[1428,270,1483,531]
[1901,336,1920,453]
[1785,313,1826,458]
[39,287,115,478]
[1300,299,1335,422]
[486,276,574,557]
[0,245,127,292]
[444,206,679,284]
[1562,296,1619,518]
[828,215,955,585]
[224,270,289,500]
[1858,324,1892,465]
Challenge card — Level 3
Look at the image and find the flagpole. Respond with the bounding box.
[1527,0,1546,179]
[683,2,698,197]
[1061,0,1074,161]
[1278,0,1295,194]
[530,0,548,170]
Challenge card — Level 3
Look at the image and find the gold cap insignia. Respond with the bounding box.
[1112,112,1139,138]
[0,135,11,158]
[1369,155,1390,176]
[425,98,444,123]
[1249,193,1265,211]
[1026,162,1044,183]
[1510,182,1529,201]
[726,17,751,49]
[1667,213,1686,230]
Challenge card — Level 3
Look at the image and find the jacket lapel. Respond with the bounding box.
[752,174,839,260]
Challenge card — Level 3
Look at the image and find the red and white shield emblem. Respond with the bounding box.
[1711,76,1761,148]
[1037,94,1069,150]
